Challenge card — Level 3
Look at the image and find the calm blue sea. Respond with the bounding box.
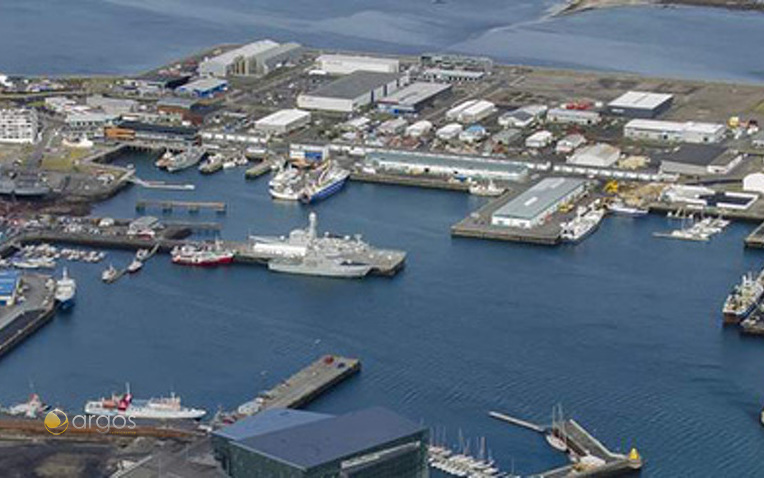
[1,2,764,476]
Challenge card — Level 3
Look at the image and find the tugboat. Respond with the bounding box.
[84,384,206,420]
[723,272,764,324]
[55,268,76,310]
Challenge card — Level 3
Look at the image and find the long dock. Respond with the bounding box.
[238,355,361,415]
[135,200,227,213]
[488,410,546,433]
[745,221,764,248]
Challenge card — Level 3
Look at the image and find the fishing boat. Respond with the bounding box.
[155,150,174,169]
[608,201,648,217]
[299,163,350,204]
[135,249,150,261]
[560,205,605,243]
[171,243,234,266]
[4,393,49,418]
[723,271,764,324]
[55,268,76,310]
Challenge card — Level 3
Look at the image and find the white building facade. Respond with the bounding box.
[0,108,38,144]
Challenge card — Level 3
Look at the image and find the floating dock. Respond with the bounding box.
[244,160,274,179]
[238,355,361,414]
[135,200,227,214]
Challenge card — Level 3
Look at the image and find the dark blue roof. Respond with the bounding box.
[213,408,331,442]
[232,407,424,470]
[0,271,20,295]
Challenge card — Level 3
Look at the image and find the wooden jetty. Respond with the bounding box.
[136,199,227,214]
[237,355,361,415]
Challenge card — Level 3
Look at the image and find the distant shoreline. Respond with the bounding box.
[553,0,764,16]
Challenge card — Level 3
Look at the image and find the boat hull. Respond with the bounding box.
[300,176,348,204]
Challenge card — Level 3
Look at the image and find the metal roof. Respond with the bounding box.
[378,82,451,106]
[305,71,402,100]
[213,409,331,442]
[203,40,280,67]
[178,77,228,93]
[369,150,526,176]
[609,91,673,110]
[654,144,728,166]
[255,109,310,127]
[232,407,424,470]
[0,270,20,295]
[494,177,587,220]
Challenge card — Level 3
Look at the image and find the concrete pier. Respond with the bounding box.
[135,200,227,213]
[350,171,470,192]
[238,355,361,414]
[0,274,57,360]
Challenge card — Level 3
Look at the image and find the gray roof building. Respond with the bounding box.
[213,407,428,478]
[493,177,587,228]
[308,72,402,100]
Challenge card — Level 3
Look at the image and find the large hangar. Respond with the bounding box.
[297,72,403,113]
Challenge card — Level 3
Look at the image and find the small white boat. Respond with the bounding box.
[102,265,118,283]
[127,260,143,273]
[135,249,149,261]
[608,201,648,217]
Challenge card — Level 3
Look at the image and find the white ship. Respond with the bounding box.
[127,259,143,273]
[269,166,303,201]
[561,205,605,243]
[102,265,118,283]
[55,268,76,310]
[608,201,648,217]
[84,385,205,420]
[268,250,373,278]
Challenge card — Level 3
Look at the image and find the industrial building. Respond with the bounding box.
[212,407,429,478]
[491,128,523,146]
[420,53,493,72]
[157,97,208,126]
[378,117,408,136]
[199,40,302,77]
[366,149,528,181]
[492,177,588,229]
[743,172,764,194]
[85,95,137,116]
[655,144,743,176]
[526,130,553,149]
[624,119,726,144]
[0,108,38,144]
[107,121,198,144]
[290,143,330,162]
[567,143,621,168]
[405,120,433,138]
[420,68,485,83]
[436,123,463,141]
[176,77,229,98]
[459,125,487,143]
[316,54,399,75]
[546,108,601,126]
[607,91,673,118]
[124,73,191,95]
[377,82,452,114]
[498,105,547,129]
[65,112,117,139]
[254,109,311,135]
[0,270,21,306]
[446,100,496,124]
[297,72,402,113]
[556,133,587,154]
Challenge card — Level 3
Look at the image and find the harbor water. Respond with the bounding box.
[0,153,763,476]
[1,0,764,82]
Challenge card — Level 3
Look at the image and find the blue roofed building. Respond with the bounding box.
[0,270,21,306]
[212,407,429,478]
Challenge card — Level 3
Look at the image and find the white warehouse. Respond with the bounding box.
[567,143,621,168]
[297,71,402,113]
[199,40,302,77]
[317,54,399,75]
[446,100,496,124]
[254,109,311,135]
[624,119,726,144]
[0,108,38,144]
[492,177,588,229]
